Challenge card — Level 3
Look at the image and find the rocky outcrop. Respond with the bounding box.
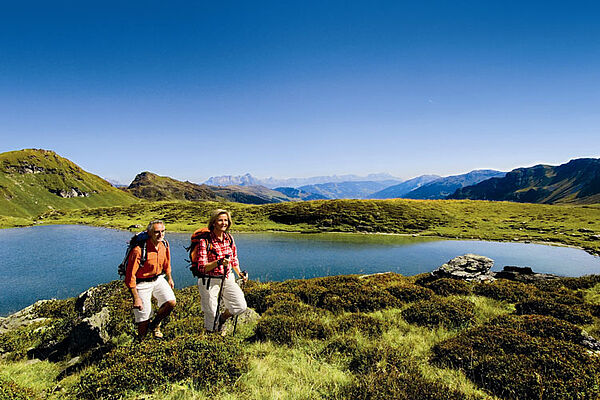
[48,187,90,198]
[430,254,561,283]
[0,301,50,334]
[432,254,495,282]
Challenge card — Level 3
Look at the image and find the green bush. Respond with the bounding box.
[472,279,536,303]
[0,376,38,400]
[335,368,475,400]
[254,315,331,344]
[385,283,434,303]
[490,314,586,345]
[264,292,301,308]
[556,274,600,290]
[515,298,593,324]
[263,300,323,318]
[431,325,600,400]
[401,297,476,329]
[74,334,245,399]
[347,342,405,374]
[333,313,387,337]
[423,278,472,296]
[33,298,77,319]
[244,282,276,314]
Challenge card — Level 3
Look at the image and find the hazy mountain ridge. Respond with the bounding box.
[0,149,137,217]
[369,175,441,199]
[449,158,600,204]
[296,180,400,199]
[402,170,506,200]
[205,173,401,188]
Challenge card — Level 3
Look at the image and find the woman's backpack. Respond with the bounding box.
[186,228,231,277]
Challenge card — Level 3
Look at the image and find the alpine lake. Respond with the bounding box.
[2,224,600,316]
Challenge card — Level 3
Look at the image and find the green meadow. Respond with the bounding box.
[2,274,600,399]
[25,198,600,255]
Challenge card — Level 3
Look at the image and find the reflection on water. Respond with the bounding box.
[1,225,599,316]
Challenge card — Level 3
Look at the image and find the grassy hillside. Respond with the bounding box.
[33,199,600,254]
[1,273,599,399]
[451,158,600,204]
[127,171,295,204]
[0,149,138,218]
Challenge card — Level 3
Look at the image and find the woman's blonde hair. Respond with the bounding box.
[208,209,232,232]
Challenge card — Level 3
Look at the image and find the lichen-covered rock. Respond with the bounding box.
[432,254,495,282]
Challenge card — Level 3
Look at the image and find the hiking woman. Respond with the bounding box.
[196,209,248,333]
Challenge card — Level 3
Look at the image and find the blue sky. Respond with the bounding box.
[1,1,598,185]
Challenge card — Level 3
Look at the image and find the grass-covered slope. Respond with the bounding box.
[1,274,600,399]
[0,149,138,218]
[450,158,600,204]
[128,171,295,204]
[35,198,600,254]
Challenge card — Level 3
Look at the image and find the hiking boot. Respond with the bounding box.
[216,317,228,336]
[150,321,163,339]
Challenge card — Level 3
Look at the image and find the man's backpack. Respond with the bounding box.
[118,231,170,278]
[186,228,231,277]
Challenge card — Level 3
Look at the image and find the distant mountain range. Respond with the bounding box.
[369,175,441,199]
[449,158,600,204]
[402,170,506,200]
[204,173,402,188]
[1,149,599,221]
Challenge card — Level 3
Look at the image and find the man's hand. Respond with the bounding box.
[168,277,175,289]
[133,297,143,311]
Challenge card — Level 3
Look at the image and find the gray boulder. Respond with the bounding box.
[432,254,495,282]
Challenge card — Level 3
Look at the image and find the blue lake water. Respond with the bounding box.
[1,224,600,316]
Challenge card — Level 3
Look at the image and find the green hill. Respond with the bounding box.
[127,171,295,204]
[449,158,600,204]
[0,149,138,218]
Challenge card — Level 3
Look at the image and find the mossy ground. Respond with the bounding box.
[2,273,600,400]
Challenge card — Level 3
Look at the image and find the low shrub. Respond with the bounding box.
[73,334,245,399]
[264,292,301,308]
[32,298,77,319]
[244,282,276,314]
[401,297,476,329]
[333,313,387,337]
[472,279,536,303]
[254,315,331,344]
[335,367,475,400]
[490,314,586,345]
[0,376,38,400]
[423,278,472,296]
[515,298,593,324]
[360,272,412,289]
[347,342,406,374]
[556,274,600,290]
[431,325,600,400]
[319,335,361,360]
[385,283,434,303]
[263,300,323,318]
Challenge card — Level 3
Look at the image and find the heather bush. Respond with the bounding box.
[244,282,276,314]
[472,279,536,303]
[432,324,600,400]
[264,292,301,308]
[490,314,586,345]
[423,277,472,296]
[335,368,476,400]
[386,282,434,303]
[254,315,332,344]
[333,313,388,337]
[515,298,593,324]
[0,376,37,400]
[73,334,245,399]
[401,297,476,329]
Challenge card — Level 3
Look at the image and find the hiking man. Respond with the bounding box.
[197,209,248,333]
[125,220,176,339]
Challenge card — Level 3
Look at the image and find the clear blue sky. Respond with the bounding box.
[1,1,598,184]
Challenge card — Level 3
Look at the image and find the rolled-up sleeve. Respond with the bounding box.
[125,246,142,289]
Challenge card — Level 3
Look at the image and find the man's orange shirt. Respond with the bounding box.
[125,240,171,289]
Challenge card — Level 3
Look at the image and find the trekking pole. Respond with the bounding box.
[212,255,230,332]
[232,270,248,336]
